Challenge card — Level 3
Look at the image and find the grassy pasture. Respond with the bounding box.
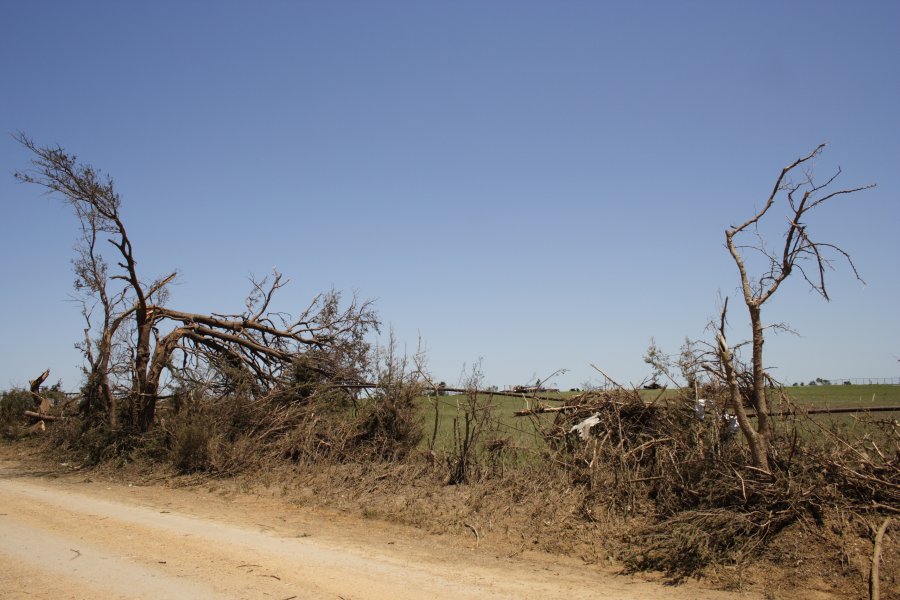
[778,385,900,444]
[416,384,900,451]
[418,393,555,451]
[780,383,900,407]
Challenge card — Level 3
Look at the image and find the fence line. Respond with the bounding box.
[792,377,900,386]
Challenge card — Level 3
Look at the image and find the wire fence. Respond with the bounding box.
[790,377,900,386]
[428,395,548,443]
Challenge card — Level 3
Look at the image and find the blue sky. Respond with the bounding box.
[1,1,897,391]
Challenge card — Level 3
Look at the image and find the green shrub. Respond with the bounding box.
[170,416,215,473]
[354,391,423,461]
[0,389,32,437]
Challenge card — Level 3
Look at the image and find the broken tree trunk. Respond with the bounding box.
[23,411,65,422]
[24,420,46,434]
[29,368,51,414]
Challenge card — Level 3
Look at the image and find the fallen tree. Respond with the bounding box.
[15,135,378,434]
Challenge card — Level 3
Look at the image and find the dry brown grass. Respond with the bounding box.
[18,382,900,599]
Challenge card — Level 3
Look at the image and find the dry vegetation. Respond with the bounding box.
[6,138,897,598]
[6,378,897,599]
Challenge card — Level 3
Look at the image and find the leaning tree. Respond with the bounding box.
[15,135,378,434]
[711,144,874,471]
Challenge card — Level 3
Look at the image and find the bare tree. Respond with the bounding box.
[15,135,378,433]
[712,144,874,471]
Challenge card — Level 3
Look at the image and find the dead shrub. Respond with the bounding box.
[153,350,424,474]
[354,388,423,461]
[45,416,132,465]
[445,364,495,485]
[346,336,424,461]
[544,389,706,514]
[538,387,899,579]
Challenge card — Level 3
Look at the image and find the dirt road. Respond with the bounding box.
[0,456,758,600]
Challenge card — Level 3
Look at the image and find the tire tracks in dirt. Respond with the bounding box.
[0,458,759,599]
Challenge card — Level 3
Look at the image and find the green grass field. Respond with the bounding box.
[491,384,900,406]
[781,384,900,407]
[417,384,900,450]
[778,384,900,443]
[419,393,556,451]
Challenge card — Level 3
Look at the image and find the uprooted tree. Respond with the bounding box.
[14,134,379,434]
[709,144,874,471]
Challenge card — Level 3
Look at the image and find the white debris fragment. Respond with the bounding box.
[724,414,739,435]
[694,398,707,420]
[569,413,601,440]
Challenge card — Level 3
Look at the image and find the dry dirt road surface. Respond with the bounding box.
[0,456,759,600]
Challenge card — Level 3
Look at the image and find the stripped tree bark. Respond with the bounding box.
[29,369,51,415]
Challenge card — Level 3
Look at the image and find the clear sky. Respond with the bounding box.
[1,1,898,392]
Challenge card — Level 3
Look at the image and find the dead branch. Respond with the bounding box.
[590,363,627,390]
[514,405,583,416]
[870,517,892,600]
[463,521,480,546]
[765,406,900,416]
[24,411,66,422]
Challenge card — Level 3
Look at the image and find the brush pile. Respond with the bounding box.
[540,389,899,578]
